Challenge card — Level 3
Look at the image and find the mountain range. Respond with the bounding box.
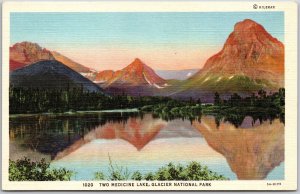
[9,19,284,101]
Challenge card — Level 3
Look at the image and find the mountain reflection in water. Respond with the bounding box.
[9,112,144,159]
[55,114,167,159]
[9,112,284,180]
[193,116,284,180]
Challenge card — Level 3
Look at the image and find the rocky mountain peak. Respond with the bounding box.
[196,19,284,83]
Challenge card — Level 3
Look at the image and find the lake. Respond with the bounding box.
[9,111,284,180]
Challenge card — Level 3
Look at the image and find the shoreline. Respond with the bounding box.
[9,108,139,118]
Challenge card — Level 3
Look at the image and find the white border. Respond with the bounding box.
[2,1,298,190]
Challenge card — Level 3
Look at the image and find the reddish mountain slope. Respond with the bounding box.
[181,19,284,94]
[97,58,167,88]
[9,59,26,71]
[198,19,284,80]
[94,70,115,83]
[10,42,54,71]
[51,51,92,73]
[51,51,97,80]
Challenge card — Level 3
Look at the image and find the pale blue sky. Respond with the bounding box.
[10,12,284,70]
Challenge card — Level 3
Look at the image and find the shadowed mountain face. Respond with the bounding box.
[193,116,284,180]
[10,60,103,92]
[173,19,284,100]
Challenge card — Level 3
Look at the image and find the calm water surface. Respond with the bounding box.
[9,112,284,180]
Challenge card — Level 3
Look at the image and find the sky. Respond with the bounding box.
[11,12,284,71]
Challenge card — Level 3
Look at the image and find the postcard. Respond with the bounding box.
[2,1,298,191]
